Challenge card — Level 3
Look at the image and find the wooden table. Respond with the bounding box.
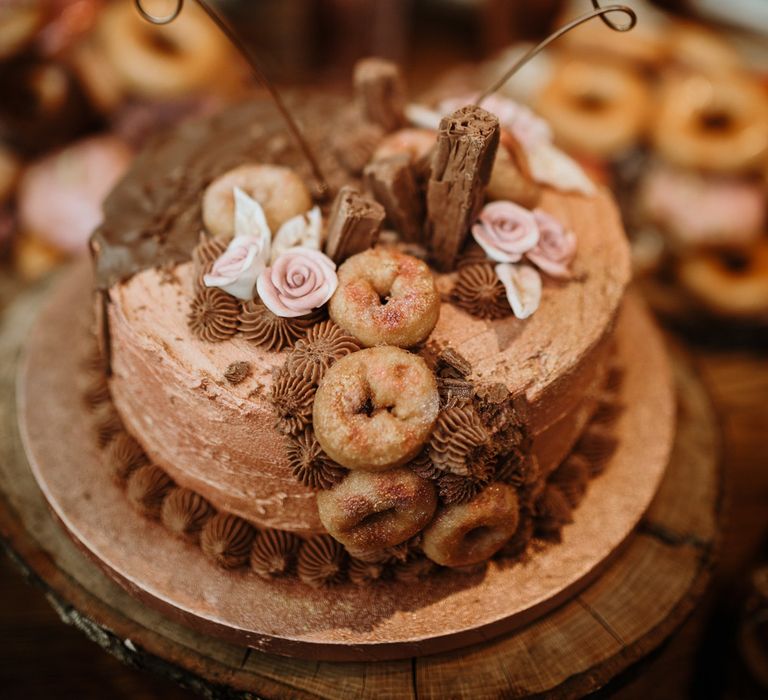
[0,268,747,698]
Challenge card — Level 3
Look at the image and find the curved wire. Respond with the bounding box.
[474,3,637,105]
[135,0,184,25]
[133,0,329,197]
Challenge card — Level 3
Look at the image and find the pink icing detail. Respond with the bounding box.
[18,135,132,254]
[257,247,338,318]
[472,200,539,263]
[642,167,766,248]
[526,209,577,279]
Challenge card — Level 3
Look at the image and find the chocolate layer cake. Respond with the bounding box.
[85,60,633,585]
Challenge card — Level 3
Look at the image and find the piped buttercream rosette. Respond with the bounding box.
[203,187,337,317]
[468,200,577,319]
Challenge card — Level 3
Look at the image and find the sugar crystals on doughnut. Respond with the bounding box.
[313,346,439,471]
[328,247,440,348]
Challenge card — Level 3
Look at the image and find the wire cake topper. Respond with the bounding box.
[474,1,637,105]
[134,0,330,198]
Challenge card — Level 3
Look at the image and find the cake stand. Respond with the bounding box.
[0,263,722,697]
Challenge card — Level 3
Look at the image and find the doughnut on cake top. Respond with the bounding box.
[96,83,631,537]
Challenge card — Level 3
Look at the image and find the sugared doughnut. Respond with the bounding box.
[96,0,232,99]
[535,58,649,159]
[372,128,436,164]
[316,468,437,551]
[313,346,439,471]
[421,483,520,568]
[328,247,440,348]
[203,163,312,237]
[652,73,768,174]
[677,241,768,318]
[667,22,742,74]
[18,135,132,254]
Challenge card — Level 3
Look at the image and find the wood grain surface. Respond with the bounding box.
[0,268,723,698]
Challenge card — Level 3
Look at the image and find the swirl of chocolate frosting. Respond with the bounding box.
[239,300,323,352]
[161,487,214,540]
[200,513,256,569]
[437,467,493,506]
[270,367,315,436]
[407,449,440,481]
[284,320,361,384]
[94,407,124,448]
[107,432,148,481]
[348,558,387,586]
[534,485,573,540]
[285,430,346,490]
[126,464,175,518]
[83,374,111,411]
[549,454,590,508]
[250,529,301,579]
[393,555,435,583]
[451,263,510,320]
[188,287,240,342]
[297,534,347,588]
[429,405,491,477]
[573,424,619,476]
[192,232,228,292]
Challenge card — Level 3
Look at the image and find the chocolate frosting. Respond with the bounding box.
[192,233,228,292]
[223,360,252,385]
[573,424,619,476]
[285,429,347,490]
[549,454,590,508]
[534,485,573,539]
[408,450,440,481]
[126,464,174,518]
[83,374,111,411]
[91,94,360,290]
[451,262,510,320]
[238,300,322,352]
[250,529,301,579]
[437,468,493,506]
[94,407,123,448]
[161,487,214,540]
[270,367,315,436]
[107,432,148,481]
[297,534,347,588]
[284,320,361,384]
[188,287,240,342]
[393,555,435,582]
[430,404,491,477]
[348,558,387,585]
[200,513,255,569]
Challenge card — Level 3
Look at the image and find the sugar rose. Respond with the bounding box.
[204,235,266,300]
[257,247,338,318]
[471,200,539,263]
[526,209,577,279]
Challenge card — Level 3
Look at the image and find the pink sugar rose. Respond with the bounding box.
[525,209,577,279]
[471,200,539,263]
[204,235,267,300]
[257,247,338,318]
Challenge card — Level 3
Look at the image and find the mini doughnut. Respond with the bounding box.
[652,74,768,174]
[18,135,132,254]
[313,346,439,471]
[316,468,437,551]
[329,247,440,348]
[667,22,742,74]
[677,242,768,318]
[535,58,649,158]
[421,483,520,568]
[372,128,436,164]
[203,163,312,237]
[97,0,231,99]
